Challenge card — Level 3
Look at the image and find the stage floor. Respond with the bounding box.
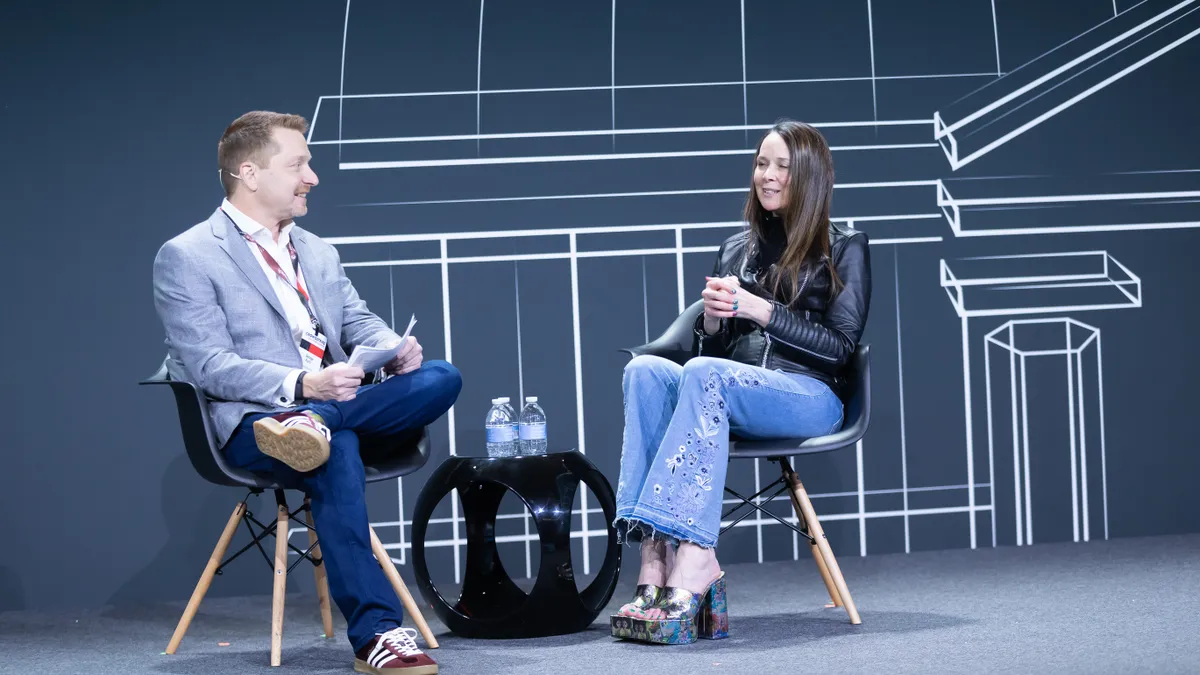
[2,533,1198,674]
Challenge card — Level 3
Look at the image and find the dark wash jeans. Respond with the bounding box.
[222,360,462,652]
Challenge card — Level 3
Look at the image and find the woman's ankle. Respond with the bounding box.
[666,542,722,593]
[635,539,673,586]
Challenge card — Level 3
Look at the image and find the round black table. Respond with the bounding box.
[410,451,622,639]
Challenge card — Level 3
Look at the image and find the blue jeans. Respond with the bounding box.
[613,355,843,548]
[222,360,462,653]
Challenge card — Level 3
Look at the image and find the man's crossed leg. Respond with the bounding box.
[222,360,461,674]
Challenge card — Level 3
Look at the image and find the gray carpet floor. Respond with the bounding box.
[2,533,1198,674]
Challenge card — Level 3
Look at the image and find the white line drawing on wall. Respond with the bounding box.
[984,318,1109,547]
[934,0,1200,170]
[938,172,1200,236]
[291,0,1198,573]
[940,251,1142,318]
[326,220,941,580]
[940,251,1137,548]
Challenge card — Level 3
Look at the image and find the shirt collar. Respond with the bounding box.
[221,198,294,244]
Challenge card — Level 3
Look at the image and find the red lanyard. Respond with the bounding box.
[222,209,321,334]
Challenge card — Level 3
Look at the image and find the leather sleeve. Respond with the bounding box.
[762,232,871,373]
[692,241,733,357]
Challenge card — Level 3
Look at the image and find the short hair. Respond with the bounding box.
[217,111,309,197]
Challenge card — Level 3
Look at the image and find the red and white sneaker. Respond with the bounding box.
[354,627,438,674]
[251,411,331,472]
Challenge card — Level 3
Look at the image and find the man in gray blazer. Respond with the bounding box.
[153,110,458,674]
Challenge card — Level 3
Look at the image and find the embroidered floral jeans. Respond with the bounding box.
[613,355,844,548]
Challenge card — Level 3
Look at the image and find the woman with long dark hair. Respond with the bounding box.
[610,119,872,644]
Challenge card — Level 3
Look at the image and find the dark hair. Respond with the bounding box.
[217,111,309,197]
[742,119,842,304]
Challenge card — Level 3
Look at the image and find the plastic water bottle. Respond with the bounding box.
[485,398,517,458]
[519,396,548,456]
[498,397,519,454]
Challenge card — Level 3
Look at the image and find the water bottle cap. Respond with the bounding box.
[497,396,511,403]
[491,397,503,404]
[525,396,537,402]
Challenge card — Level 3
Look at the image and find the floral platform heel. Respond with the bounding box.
[614,572,729,645]
[610,585,663,638]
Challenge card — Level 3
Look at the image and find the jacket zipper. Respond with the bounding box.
[760,266,810,369]
[765,330,839,363]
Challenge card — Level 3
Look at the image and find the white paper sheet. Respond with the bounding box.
[347,314,417,372]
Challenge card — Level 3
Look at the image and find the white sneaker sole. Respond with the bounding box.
[252,418,330,472]
[354,657,438,674]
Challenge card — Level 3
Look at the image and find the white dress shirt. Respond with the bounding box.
[220,198,316,407]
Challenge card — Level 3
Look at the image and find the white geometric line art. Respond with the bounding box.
[991,0,1002,74]
[894,246,913,554]
[324,0,1166,568]
[340,238,944,270]
[937,173,1200,236]
[326,221,943,250]
[867,0,878,121]
[983,319,1109,546]
[568,232,594,572]
[314,76,998,107]
[341,219,948,575]
[336,0,350,165]
[611,0,616,142]
[941,251,1136,549]
[345,181,942,208]
[475,0,485,150]
[398,181,942,207]
[934,0,1200,170]
[939,251,1142,319]
[440,239,462,582]
[739,0,748,134]
[337,144,940,171]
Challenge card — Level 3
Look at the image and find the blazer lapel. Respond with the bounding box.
[210,210,289,323]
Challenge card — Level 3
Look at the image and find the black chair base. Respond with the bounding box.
[410,451,622,639]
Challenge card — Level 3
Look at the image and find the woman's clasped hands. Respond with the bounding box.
[701,275,772,333]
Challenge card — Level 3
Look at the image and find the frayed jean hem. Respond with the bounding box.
[612,509,718,549]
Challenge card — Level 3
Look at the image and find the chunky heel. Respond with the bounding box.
[697,575,729,640]
[613,572,728,645]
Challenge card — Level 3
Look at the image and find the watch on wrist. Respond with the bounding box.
[294,371,307,402]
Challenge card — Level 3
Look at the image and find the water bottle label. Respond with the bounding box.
[486,426,515,443]
[519,423,546,441]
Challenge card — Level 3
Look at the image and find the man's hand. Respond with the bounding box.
[383,336,423,376]
[303,363,365,402]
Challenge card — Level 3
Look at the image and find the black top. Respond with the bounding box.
[693,221,872,395]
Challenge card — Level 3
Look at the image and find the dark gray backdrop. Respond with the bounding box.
[1,0,1197,613]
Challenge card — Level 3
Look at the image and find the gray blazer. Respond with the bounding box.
[152,207,400,448]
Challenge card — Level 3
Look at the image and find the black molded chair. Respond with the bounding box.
[140,360,439,667]
[624,300,870,625]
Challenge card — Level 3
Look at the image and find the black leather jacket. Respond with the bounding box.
[691,222,872,395]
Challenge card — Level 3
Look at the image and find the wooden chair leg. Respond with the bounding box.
[789,488,842,608]
[165,501,247,655]
[270,499,290,667]
[368,527,439,649]
[782,461,862,625]
[304,498,335,639]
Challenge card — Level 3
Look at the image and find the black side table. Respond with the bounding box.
[410,451,622,639]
